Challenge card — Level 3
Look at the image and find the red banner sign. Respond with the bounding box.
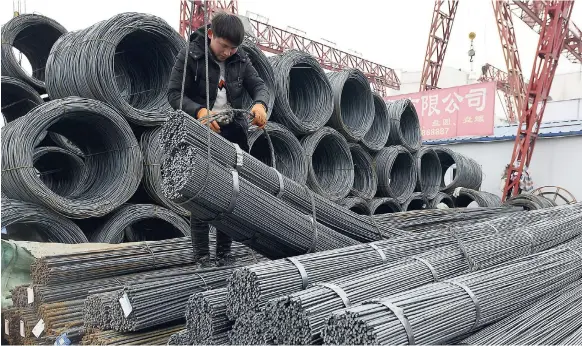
[385,82,496,140]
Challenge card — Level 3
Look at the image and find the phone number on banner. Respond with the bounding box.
[421,128,450,136]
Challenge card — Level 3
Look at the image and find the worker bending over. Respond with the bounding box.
[167,12,270,261]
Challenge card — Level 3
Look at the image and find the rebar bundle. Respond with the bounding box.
[185,288,232,345]
[239,40,276,119]
[433,146,483,192]
[375,146,416,203]
[1,97,142,218]
[10,285,29,307]
[337,197,372,215]
[1,198,88,243]
[302,126,354,201]
[322,237,582,345]
[81,324,184,345]
[269,50,333,135]
[326,69,374,142]
[38,299,85,336]
[1,76,44,123]
[414,146,441,199]
[45,12,184,126]
[228,310,267,345]
[247,121,308,184]
[401,192,429,211]
[428,192,455,209]
[385,99,421,152]
[348,143,377,199]
[168,329,192,345]
[454,187,502,207]
[1,14,67,93]
[84,292,117,329]
[362,93,391,151]
[32,146,88,198]
[369,197,403,214]
[503,193,557,210]
[561,327,582,344]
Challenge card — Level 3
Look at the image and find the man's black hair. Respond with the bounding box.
[211,12,245,46]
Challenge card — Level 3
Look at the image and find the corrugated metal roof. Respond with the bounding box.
[424,120,582,145]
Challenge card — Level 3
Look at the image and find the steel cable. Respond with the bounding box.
[45,12,184,126]
[375,145,416,203]
[239,40,276,119]
[428,192,455,209]
[433,146,483,192]
[362,93,391,151]
[385,99,422,152]
[337,197,372,216]
[369,197,403,214]
[1,76,44,123]
[269,50,333,135]
[1,13,67,93]
[454,187,502,207]
[401,192,429,211]
[503,193,557,210]
[32,146,89,198]
[326,69,374,142]
[348,143,377,199]
[414,146,441,199]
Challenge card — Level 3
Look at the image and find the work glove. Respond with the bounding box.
[250,103,267,129]
[197,108,220,133]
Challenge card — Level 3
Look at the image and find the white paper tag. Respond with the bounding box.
[19,320,25,337]
[119,293,133,317]
[27,286,34,304]
[32,319,45,338]
[4,319,9,335]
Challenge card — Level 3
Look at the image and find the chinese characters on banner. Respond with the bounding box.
[384,82,496,140]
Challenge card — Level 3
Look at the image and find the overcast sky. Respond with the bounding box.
[2,0,581,78]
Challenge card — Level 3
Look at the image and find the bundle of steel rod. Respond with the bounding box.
[433,146,483,192]
[454,187,502,207]
[361,93,391,151]
[38,299,85,337]
[369,197,403,214]
[10,285,29,307]
[84,291,118,329]
[1,76,44,123]
[162,145,359,258]
[185,288,232,345]
[168,329,191,345]
[375,146,416,203]
[503,193,557,210]
[227,310,267,345]
[461,281,582,345]
[428,192,455,209]
[81,324,184,345]
[239,40,276,119]
[385,99,422,152]
[414,146,441,199]
[561,327,582,344]
[32,146,88,197]
[401,192,429,211]
[322,237,582,345]
[3,306,37,345]
[337,197,372,215]
[348,143,377,199]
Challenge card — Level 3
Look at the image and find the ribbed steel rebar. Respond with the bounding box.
[414,146,441,199]
[1,14,67,93]
[561,326,582,344]
[1,97,143,218]
[428,192,455,209]
[362,93,391,151]
[185,288,232,345]
[46,12,184,126]
[348,143,377,200]
[326,69,374,142]
[32,146,88,197]
[401,192,429,211]
[269,50,333,135]
[503,193,557,210]
[10,285,29,308]
[375,145,416,203]
[168,329,192,345]
[369,197,403,214]
[454,187,502,207]
[82,324,183,345]
[239,40,275,119]
[39,299,85,337]
[385,99,421,152]
[228,310,267,345]
[1,76,44,123]
[337,197,372,215]
[433,146,483,192]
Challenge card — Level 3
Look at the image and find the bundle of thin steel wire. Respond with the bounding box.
[168,329,191,345]
[428,192,455,209]
[81,324,184,345]
[1,76,44,123]
[160,111,402,242]
[1,198,88,243]
[433,146,483,192]
[401,192,429,211]
[32,146,88,197]
[162,144,359,258]
[369,197,402,214]
[326,69,374,142]
[239,40,276,119]
[385,99,421,152]
[461,281,582,345]
[375,145,416,203]
[322,237,582,345]
[185,288,232,345]
[247,121,308,184]
[89,204,190,243]
[269,50,333,135]
[348,143,377,199]
[1,13,67,93]
[454,187,502,207]
[362,93,391,151]
[337,197,372,215]
[503,193,557,210]
[414,146,441,199]
[45,12,184,126]
[1,97,143,218]
[561,327,582,344]
[228,310,267,345]
[301,126,354,201]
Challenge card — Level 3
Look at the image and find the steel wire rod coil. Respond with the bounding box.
[414,146,441,199]
[185,288,232,345]
[326,69,374,142]
[1,14,67,93]
[369,197,402,215]
[32,146,89,197]
[503,193,557,210]
[301,126,354,201]
[401,192,429,211]
[1,76,44,123]
[385,99,422,152]
[1,198,88,243]
[47,132,84,156]
[45,12,184,126]
[374,145,416,203]
[428,192,455,209]
[454,187,502,208]
[337,197,372,216]
[362,93,391,151]
[1,97,143,218]
[239,40,276,119]
[269,50,333,135]
[248,121,308,184]
[90,203,190,243]
[348,143,377,200]
[433,146,483,192]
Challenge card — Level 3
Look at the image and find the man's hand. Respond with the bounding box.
[197,108,221,133]
[251,103,267,129]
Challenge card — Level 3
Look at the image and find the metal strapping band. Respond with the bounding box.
[275,169,285,198]
[520,228,535,253]
[369,214,384,240]
[484,221,499,234]
[234,143,244,170]
[314,283,350,307]
[451,228,474,272]
[368,243,387,264]
[226,170,240,214]
[194,273,209,291]
[287,257,309,289]
[566,246,582,262]
[374,300,415,345]
[305,187,319,254]
[445,281,481,331]
[411,256,439,282]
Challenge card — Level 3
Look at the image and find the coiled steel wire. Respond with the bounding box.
[401,192,429,211]
[428,192,455,209]
[45,12,184,126]
[385,99,421,152]
[433,146,483,192]
[47,131,84,156]
[185,288,232,345]
[248,121,308,184]
[369,197,402,214]
[503,193,557,210]
[375,145,416,203]
[32,146,88,197]
[326,69,374,142]
[414,146,441,199]
[269,50,333,135]
[348,143,377,199]
[1,76,43,123]
[337,197,372,216]
[1,14,67,93]
[1,97,143,218]
[1,198,88,243]
[361,93,391,151]
[239,40,276,119]
[454,187,502,207]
